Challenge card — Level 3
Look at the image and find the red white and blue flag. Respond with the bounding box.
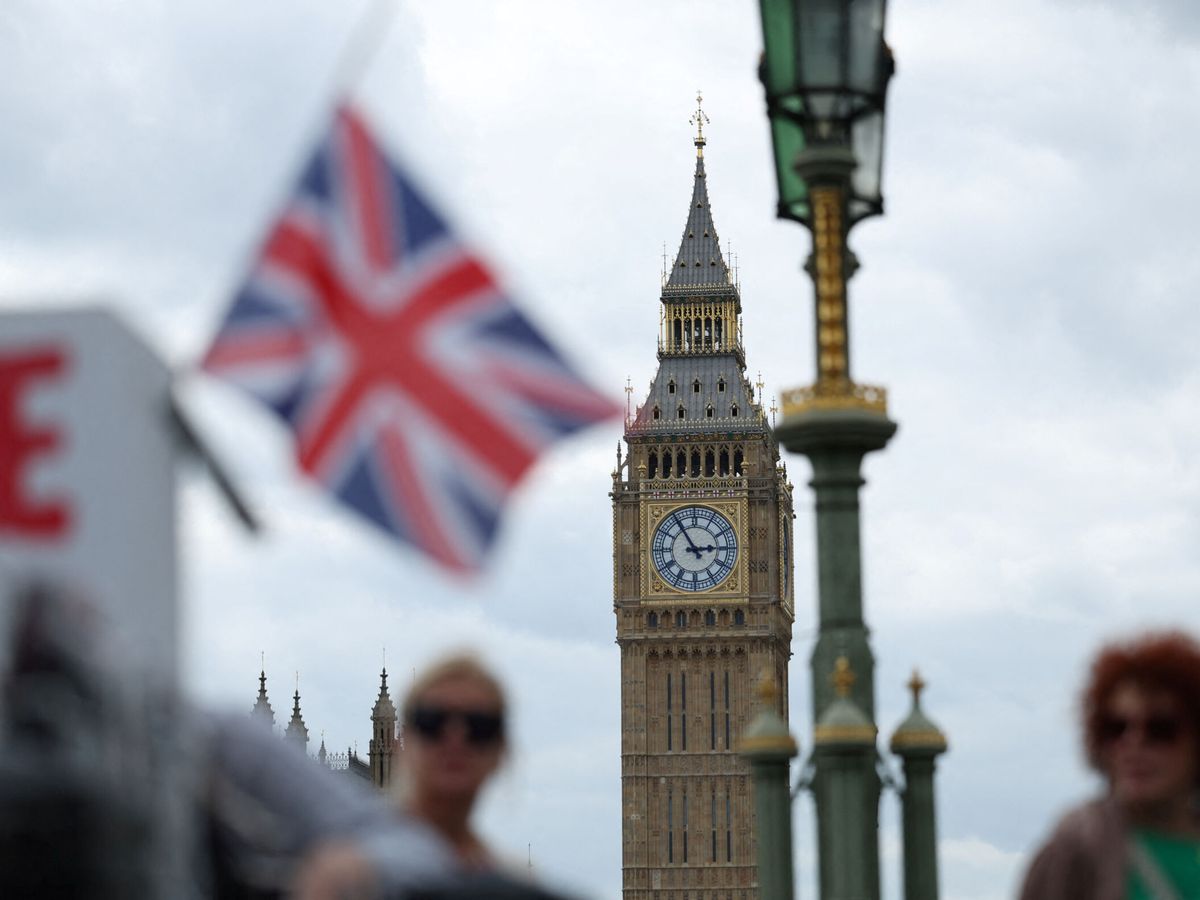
[202,104,618,573]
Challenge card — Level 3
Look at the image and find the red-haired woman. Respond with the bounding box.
[1020,631,1200,900]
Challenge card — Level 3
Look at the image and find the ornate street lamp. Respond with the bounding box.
[748,5,946,900]
[758,0,894,390]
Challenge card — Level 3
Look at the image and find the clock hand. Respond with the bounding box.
[673,515,705,558]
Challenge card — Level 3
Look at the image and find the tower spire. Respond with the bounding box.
[252,659,276,728]
[370,665,398,788]
[665,98,734,294]
[284,673,309,751]
[690,90,709,157]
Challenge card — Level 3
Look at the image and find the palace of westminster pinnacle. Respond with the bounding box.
[249,109,793,900]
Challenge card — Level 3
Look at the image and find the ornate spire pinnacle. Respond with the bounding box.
[252,661,275,728]
[285,673,309,749]
[690,90,709,157]
[373,666,397,720]
[665,96,733,293]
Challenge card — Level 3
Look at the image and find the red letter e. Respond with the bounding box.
[0,348,71,539]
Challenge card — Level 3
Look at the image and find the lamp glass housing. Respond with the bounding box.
[758,0,892,227]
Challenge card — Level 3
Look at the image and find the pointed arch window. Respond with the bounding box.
[731,404,739,417]
[667,379,676,395]
[677,406,686,420]
[647,612,659,629]
[652,406,661,420]
[718,378,726,393]
[692,379,701,393]
[706,405,714,419]
[668,786,675,861]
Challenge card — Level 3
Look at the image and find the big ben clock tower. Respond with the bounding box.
[613,97,794,900]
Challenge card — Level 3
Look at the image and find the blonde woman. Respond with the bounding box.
[397,653,508,870]
[293,653,510,898]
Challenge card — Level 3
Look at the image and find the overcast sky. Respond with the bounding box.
[4,1,1200,898]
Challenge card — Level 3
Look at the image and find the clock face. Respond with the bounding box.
[651,505,738,592]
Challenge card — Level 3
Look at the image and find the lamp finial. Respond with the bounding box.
[831,656,856,698]
[907,668,926,705]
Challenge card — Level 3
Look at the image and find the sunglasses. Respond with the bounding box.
[1099,714,1185,746]
[407,705,504,746]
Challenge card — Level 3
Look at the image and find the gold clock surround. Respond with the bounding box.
[644,499,746,597]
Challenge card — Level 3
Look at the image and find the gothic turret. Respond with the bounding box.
[284,677,309,752]
[368,667,397,788]
[251,667,275,729]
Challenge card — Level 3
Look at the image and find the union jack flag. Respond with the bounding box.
[202,104,618,573]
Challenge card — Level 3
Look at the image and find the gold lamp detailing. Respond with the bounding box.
[831,655,856,698]
[774,179,890,419]
[813,656,878,746]
[780,381,888,416]
[889,668,948,753]
[907,668,926,705]
[737,668,798,756]
[811,184,849,385]
[690,90,709,156]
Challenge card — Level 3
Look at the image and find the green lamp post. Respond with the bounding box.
[890,671,949,900]
[739,672,800,900]
[755,2,898,899]
[812,657,881,900]
[757,0,897,726]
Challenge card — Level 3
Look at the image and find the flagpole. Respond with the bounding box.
[331,0,399,96]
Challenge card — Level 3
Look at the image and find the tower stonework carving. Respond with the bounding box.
[614,111,794,900]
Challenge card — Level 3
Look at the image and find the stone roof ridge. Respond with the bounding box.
[664,134,733,292]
